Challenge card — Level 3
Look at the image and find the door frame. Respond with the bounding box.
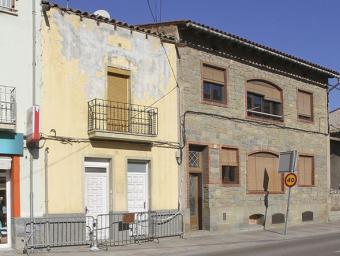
[189,172,202,231]
[127,160,150,212]
[0,169,11,248]
[83,160,110,216]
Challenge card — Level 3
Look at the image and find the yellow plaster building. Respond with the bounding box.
[40,5,179,216]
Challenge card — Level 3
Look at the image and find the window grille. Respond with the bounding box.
[0,0,12,9]
[189,151,200,168]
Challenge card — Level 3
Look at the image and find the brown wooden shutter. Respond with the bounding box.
[220,148,238,166]
[248,153,281,192]
[202,65,225,84]
[297,90,312,117]
[247,155,257,191]
[246,81,281,102]
[298,155,313,186]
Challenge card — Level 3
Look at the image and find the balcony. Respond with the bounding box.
[0,85,16,131]
[88,99,158,143]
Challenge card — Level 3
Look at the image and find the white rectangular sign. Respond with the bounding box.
[278,150,298,173]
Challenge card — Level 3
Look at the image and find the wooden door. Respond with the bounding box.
[189,173,201,230]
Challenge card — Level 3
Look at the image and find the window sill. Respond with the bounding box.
[221,183,240,187]
[247,191,284,195]
[0,6,18,16]
[201,100,228,108]
[246,114,284,124]
[297,117,314,124]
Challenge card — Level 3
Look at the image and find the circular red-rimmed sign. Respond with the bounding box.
[285,173,297,187]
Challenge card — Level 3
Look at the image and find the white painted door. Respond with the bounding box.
[84,160,109,240]
[127,162,148,213]
[84,170,108,217]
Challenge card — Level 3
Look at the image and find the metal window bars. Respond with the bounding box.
[0,0,12,9]
[0,85,16,125]
[88,99,158,136]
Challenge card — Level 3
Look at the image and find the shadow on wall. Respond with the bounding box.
[91,140,152,151]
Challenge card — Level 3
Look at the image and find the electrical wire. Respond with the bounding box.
[146,0,156,22]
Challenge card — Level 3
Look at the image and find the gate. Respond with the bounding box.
[24,210,183,253]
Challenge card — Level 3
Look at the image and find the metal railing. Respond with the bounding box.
[24,210,183,253]
[0,85,16,125]
[0,0,12,9]
[96,210,183,247]
[88,99,158,136]
[24,216,93,252]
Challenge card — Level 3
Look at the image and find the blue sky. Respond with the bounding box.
[53,0,340,111]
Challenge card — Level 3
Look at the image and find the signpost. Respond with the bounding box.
[278,151,298,235]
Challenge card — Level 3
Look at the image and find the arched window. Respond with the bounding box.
[247,152,283,193]
[246,80,283,120]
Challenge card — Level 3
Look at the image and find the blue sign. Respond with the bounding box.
[0,132,24,155]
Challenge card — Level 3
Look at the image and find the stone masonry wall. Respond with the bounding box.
[178,46,329,231]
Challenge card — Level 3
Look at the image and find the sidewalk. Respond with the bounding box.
[5,221,340,256]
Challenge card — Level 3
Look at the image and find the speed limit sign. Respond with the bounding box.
[285,173,297,187]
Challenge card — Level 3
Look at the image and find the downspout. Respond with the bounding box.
[44,148,49,216]
[30,0,37,234]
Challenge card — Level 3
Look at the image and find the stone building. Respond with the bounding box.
[330,108,340,190]
[142,21,339,231]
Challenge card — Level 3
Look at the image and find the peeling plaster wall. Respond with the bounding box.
[40,8,179,213]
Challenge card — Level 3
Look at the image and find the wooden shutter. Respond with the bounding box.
[297,90,312,117]
[107,72,129,103]
[248,153,281,192]
[247,155,257,191]
[246,80,281,102]
[220,148,238,166]
[202,65,225,84]
[107,68,130,132]
[298,155,314,186]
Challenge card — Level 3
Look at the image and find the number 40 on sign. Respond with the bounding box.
[285,173,297,188]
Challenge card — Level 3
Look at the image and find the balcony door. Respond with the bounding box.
[107,67,130,132]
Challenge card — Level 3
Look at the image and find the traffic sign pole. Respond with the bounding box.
[283,172,297,235]
[284,186,291,235]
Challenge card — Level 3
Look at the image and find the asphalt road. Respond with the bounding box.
[204,232,340,256]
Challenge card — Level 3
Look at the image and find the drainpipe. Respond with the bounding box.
[44,147,49,216]
[30,0,37,233]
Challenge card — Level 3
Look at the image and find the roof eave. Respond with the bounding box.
[186,22,339,78]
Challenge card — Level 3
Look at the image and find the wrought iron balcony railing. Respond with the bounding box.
[0,85,16,126]
[88,99,158,136]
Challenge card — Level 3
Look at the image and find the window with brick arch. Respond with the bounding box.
[246,80,283,121]
[247,152,283,193]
